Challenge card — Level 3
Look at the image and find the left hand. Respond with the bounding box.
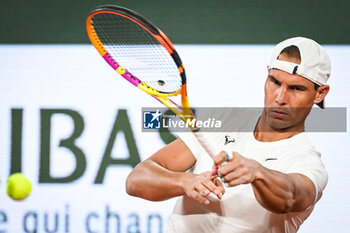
[213,151,260,187]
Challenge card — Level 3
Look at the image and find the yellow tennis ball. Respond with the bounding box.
[6,173,32,201]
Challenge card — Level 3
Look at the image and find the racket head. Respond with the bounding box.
[86,5,187,97]
[86,5,216,161]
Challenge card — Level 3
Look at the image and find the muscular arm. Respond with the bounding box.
[126,138,195,201]
[126,138,224,204]
[215,152,316,213]
[252,165,316,213]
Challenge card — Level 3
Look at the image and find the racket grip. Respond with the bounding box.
[192,130,218,176]
[191,130,216,159]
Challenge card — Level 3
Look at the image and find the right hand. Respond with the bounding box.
[182,171,225,205]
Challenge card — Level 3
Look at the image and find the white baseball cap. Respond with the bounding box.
[269,37,331,108]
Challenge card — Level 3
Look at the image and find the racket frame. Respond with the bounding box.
[86,5,193,122]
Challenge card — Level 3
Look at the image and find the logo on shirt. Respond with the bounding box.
[264,158,278,161]
[224,135,235,145]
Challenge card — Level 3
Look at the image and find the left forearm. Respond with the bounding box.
[252,165,297,213]
[215,151,316,213]
[251,164,314,213]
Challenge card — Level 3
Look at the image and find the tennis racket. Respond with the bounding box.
[86,5,216,161]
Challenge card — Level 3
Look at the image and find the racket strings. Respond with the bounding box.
[92,13,183,93]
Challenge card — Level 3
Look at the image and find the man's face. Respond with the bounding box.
[264,54,317,131]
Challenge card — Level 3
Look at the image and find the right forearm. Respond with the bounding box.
[126,160,191,201]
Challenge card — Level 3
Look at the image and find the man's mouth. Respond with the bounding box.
[270,109,288,118]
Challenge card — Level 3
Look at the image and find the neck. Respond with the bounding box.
[254,113,305,142]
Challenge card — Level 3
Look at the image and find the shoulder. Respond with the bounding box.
[281,135,328,201]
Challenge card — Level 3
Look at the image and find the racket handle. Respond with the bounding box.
[191,130,216,159]
[192,130,218,176]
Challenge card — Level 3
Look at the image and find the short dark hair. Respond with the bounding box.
[314,83,320,90]
[279,45,301,60]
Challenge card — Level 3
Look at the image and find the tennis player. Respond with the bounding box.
[126,37,330,233]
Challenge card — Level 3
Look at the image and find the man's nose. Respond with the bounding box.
[275,86,288,105]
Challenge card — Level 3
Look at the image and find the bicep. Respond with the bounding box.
[288,173,317,211]
[147,137,197,172]
[285,151,328,211]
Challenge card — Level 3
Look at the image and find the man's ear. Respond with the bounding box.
[314,85,330,105]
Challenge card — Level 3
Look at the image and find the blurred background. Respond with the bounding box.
[1,0,349,232]
[1,0,350,44]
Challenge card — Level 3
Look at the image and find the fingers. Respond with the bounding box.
[214,150,235,167]
[220,169,248,187]
[184,172,224,205]
[217,154,259,187]
[193,181,222,203]
[215,152,239,178]
[211,165,218,176]
[214,151,246,187]
[214,178,225,195]
[200,176,223,199]
[192,188,211,205]
[225,176,251,187]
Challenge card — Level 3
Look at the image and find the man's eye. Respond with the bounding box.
[291,86,303,91]
[273,79,280,85]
